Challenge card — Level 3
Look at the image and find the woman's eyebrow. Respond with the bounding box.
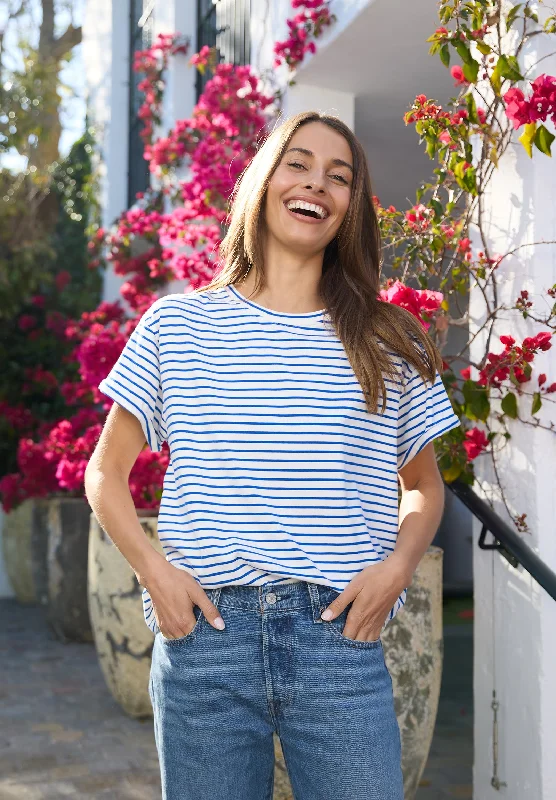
[284,146,353,173]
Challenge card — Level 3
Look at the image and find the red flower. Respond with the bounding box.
[463,428,489,461]
[451,65,470,86]
[18,315,37,332]
[55,271,71,292]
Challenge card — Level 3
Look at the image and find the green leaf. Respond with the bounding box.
[524,7,538,21]
[491,55,524,94]
[506,3,523,32]
[462,381,491,421]
[440,44,451,67]
[531,392,542,415]
[501,55,524,81]
[534,124,555,156]
[466,92,479,123]
[462,59,479,83]
[442,463,463,482]
[476,41,492,55]
[501,391,518,418]
[519,122,537,158]
[431,198,444,219]
[455,40,473,64]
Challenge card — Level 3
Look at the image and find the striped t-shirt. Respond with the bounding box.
[98,284,460,634]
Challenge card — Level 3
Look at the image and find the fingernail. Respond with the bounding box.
[321,609,333,620]
[214,617,225,630]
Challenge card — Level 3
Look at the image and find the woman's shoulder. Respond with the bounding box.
[147,287,227,321]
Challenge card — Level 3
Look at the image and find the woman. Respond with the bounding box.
[85,111,460,800]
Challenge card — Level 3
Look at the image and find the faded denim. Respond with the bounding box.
[149,580,404,800]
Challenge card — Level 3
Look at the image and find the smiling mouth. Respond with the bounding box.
[283,202,329,223]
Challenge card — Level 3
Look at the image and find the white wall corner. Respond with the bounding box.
[282,84,355,129]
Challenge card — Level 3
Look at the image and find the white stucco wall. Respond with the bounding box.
[470,22,556,799]
[83,0,130,304]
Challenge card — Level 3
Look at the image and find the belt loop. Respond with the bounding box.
[210,587,222,609]
[306,582,324,623]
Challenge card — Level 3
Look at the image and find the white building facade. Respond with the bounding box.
[82,1,556,797]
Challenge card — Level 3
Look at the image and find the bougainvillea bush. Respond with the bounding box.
[4,1,556,532]
[0,132,103,506]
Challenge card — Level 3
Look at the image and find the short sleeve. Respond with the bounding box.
[98,300,166,452]
[397,361,460,470]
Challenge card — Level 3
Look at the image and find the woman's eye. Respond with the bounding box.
[286,161,349,184]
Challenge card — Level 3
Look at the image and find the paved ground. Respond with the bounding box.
[0,598,472,799]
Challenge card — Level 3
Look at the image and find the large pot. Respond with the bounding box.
[383,545,444,799]
[2,497,50,606]
[46,496,93,642]
[88,510,162,718]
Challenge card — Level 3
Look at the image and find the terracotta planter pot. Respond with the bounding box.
[88,510,162,718]
[2,497,50,606]
[46,497,93,642]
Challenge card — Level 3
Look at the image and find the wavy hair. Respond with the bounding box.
[194,110,444,415]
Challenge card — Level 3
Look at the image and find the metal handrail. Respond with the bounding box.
[445,479,556,602]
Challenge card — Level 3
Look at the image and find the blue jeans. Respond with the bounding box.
[149,580,404,800]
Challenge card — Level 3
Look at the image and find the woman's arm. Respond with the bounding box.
[84,403,226,636]
[388,441,446,584]
[84,402,168,588]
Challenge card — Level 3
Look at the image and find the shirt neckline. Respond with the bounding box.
[226,284,326,322]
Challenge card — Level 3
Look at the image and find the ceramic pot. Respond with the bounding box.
[2,497,50,606]
[88,510,162,718]
[46,496,93,642]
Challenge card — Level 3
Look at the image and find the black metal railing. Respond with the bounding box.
[445,479,556,602]
[196,0,251,101]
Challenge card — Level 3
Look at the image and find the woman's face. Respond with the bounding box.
[264,121,353,256]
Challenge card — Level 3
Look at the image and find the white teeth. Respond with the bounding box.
[286,200,328,219]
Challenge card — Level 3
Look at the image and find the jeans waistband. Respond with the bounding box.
[204,580,337,615]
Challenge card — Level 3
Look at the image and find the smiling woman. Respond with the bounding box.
[90,110,460,800]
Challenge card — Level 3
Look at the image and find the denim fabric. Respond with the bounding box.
[149,580,404,800]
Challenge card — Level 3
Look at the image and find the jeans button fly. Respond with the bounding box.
[265,593,277,604]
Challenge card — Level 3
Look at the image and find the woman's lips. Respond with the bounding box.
[283,202,329,225]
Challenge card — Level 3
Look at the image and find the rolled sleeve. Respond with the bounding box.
[397,360,460,470]
[98,300,166,452]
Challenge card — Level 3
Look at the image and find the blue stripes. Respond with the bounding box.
[97,286,460,634]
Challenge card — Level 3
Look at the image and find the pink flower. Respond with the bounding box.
[18,315,37,332]
[503,87,532,129]
[451,65,470,86]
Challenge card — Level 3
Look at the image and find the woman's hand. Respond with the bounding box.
[145,562,226,638]
[320,558,411,642]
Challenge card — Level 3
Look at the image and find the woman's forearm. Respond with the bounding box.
[84,465,168,590]
[387,478,446,585]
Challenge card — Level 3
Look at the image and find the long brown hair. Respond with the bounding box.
[193,110,444,415]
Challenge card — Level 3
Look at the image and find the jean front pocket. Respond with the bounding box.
[159,601,204,645]
[319,588,383,649]
[159,587,222,646]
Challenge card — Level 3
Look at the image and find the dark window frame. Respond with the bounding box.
[128,0,155,207]
[196,0,251,101]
